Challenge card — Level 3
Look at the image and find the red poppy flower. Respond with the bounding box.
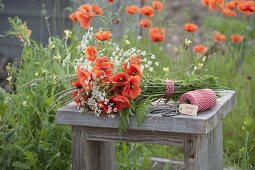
[201,0,209,6]
[71,80,82,88]
[99,101,109,113]
[109,72,129,86]
[222,8,236,17]
[237,1,255,16]
[139,18,152,28]
[122,56,142,71]
[75,4,104,29]
[122,76,141,99]
[72,88,88,105]
[76,10,91,29]
[93,57,113,78]
[235,0,246,6]
[126,64,142,76]
[95,31,112,41]
[111,85,125,95]
[78,4,93,19]
[209,0,224,10]
[213,31,226,43]
[225,1,236,9]
[105,0,115,2]
[92,4,104,16]
[110,95,130,111]
[193,45,208,54]
[140,5,154,17]
[84,46,97,62]
[149,27,165,42]
[78,4,104,17]
[184,23,198,33]
[125,5,140,15]
[231,34,244,43]
[129,56,142,66]
[152,1,164,11]
[76,66,92,90]
[69,12,78,21]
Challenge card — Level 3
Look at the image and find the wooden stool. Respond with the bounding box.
[56,90,235,170]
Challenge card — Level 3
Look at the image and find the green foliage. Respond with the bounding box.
[0,17,79,170]
[203,16,247,36]
[116,143,152,170]
[119,109,131,134]
[133,99,150,126]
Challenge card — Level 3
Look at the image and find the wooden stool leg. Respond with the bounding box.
[184,122,223,170]
[72,126,115,170]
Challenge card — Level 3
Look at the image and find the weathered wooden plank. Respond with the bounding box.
[184,122,223,170]
[57,90,235,134]
[98,140,115,170]
[72,126,115,170]
[83,127,184,146]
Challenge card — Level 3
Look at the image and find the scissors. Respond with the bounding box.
[150,105,180,117]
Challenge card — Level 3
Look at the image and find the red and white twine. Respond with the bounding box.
[179,89,217,112]
[165,80,174,97]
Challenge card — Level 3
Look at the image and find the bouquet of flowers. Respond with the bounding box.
[57,27,221,132]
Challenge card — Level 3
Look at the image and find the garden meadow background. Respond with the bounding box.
[0,0,255,169]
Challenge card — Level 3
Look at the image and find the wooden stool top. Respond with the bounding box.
[56,90,235,134]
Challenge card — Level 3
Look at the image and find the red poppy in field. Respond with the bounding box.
[95,31,112,41]
[105,0,115,3]
[126,64,142,76]
[222,8,237,17]
[201,0,210,6]
[149,27,165,42]
[140,5,154,17]
[73,4,104,29]
[92,4,104,15]
[84,46,97,62]
[122,76,141,99]
[193,45,208,54]
[110,95,130,111]
[93,57,113,78]
[76,10,91,29]
[225,1,236,9]
[235,0,246,6]
[69,12,78,21]
[152,1,164,11]
[139,18,152,28]
[16,29,32,39]
[237,1,255,16]
[78,4,104,17]
[125,5,140,15]
[231,34,244,43]
[109,72,129,86]
[184,23,198,32]
[213,31,226,43]
[209,0,224,10]
[78,4,92,18]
